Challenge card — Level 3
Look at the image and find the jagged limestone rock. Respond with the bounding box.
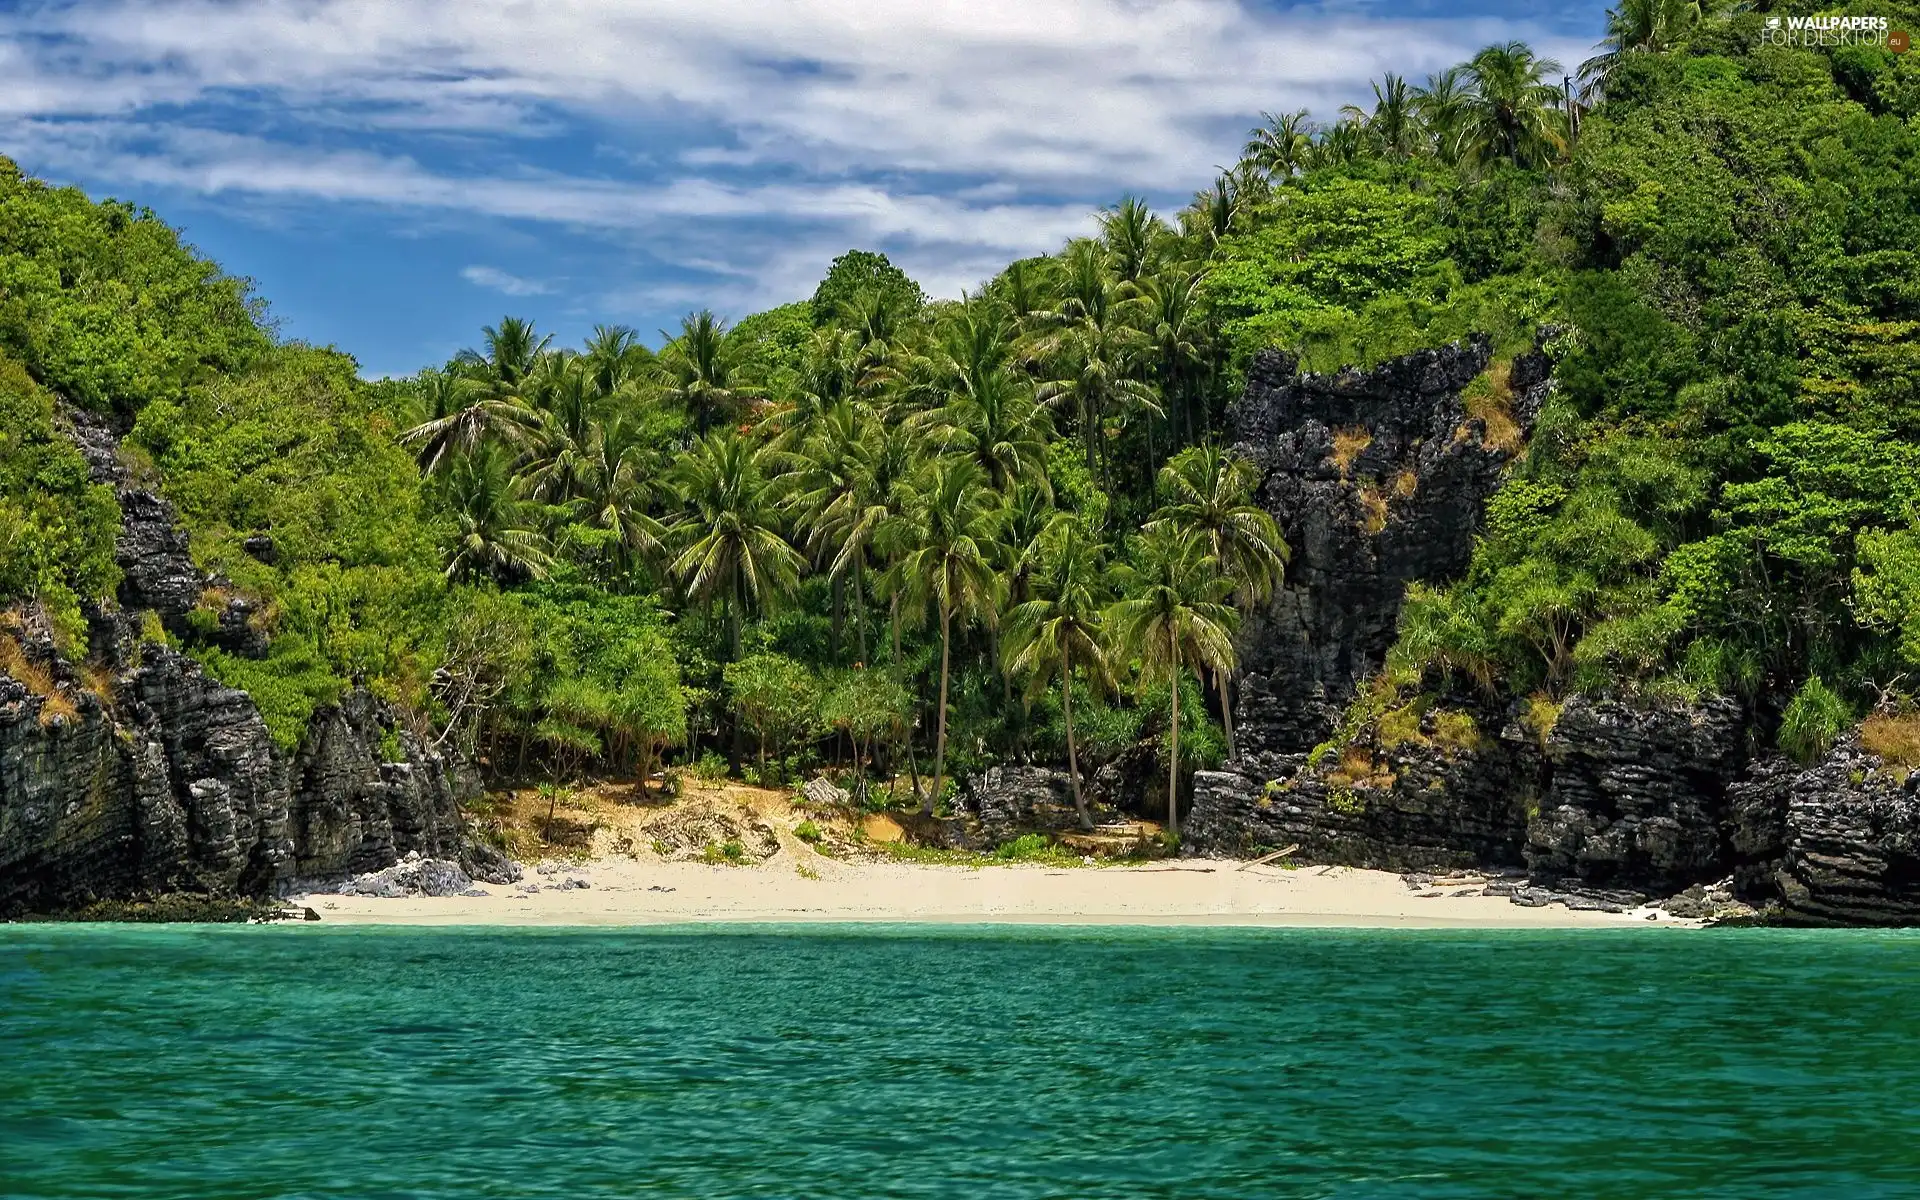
[0,410,488,915]
[1190,340,1547,863]
[1523,696,1748,895]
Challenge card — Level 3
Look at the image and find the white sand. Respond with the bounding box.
[297,851,1690,929]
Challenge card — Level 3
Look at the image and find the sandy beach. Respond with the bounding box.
[298,851,1690,929]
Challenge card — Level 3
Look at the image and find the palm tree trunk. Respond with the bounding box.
[729,567,744,772]
[929,602,952,816]
[1063,650,1091,830]
[830,572,845,663]
[1168,635,1182,836]
[1218,666,1237,760]
[854,557,870,663]
[729,565,744,662]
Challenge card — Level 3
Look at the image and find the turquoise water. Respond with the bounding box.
[4,926,1920,1198]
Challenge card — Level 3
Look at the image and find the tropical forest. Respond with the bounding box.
[3,0,1919,907]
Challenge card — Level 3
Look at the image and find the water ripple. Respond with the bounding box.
[3,925,1919,1198]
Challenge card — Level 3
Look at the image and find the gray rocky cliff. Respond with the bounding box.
[1724,738,1920,926]
[1523,697,1749,895]
[1226,337,1549,758]
[1189,339,1546,863]
[1183,339,1920,922]
[0,410,493,916]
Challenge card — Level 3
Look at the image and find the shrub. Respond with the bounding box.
[1357,485,1389,535]
[1326,786,1365,816]
[794,819,823,843]
[1431,709,1487,754]
[1458,363,1523,453]
[690,751,730,781]
[1779,676,1851,764]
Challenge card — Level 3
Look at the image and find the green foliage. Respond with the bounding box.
[0,160,267,413]
[1201,178,1450,363]
[729,302,813,378]
[725,652,822,775]
[1855,529,1920,669]
[0,354,119,649]
[1779,676,1851,764]
[808,250,926,327]
[197,637,345,753]
[690,752,730,781]
[15,9,1920,799]
[794,819,824,843]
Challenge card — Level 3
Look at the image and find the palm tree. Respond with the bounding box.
[1310,119,1370,170]
[836,287,924,399]
[1579,0,1704,101]
[1460,42,1568,169]
[892,458,1005,814]
[1243,110,1313,182]
[1108,526,1238,834]
[400,320,550,472]
[572,417,668,580]
[1343,74,1420,161]
[1031,241,1159,489]
[443,445,554,583]
[670,430,805,660]
[581,323,654,400]
[457,316,551,390]
[520,359,598,504]
[827,416,924,665]
[659,310,755,436]
[1005,520,1114,828]
[1223,158,1274,211]
[1182,177,1240,249]
[1138,268,1210,444]
[1147,446,1288,758]
[926,303,1053,493]
[790,400,872,659]
[996,258,1056,329]
[1099,195,1167,283]
[1415,67,1473,164]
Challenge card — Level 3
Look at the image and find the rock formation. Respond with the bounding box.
[1226,337,1550,761]
[1186,339,1920,924]
[1725,738,1920,925]
[0,410,495,916]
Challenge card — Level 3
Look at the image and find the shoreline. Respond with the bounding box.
[294,854,1699,930]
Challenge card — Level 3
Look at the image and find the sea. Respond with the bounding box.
[3,924,1918,1198]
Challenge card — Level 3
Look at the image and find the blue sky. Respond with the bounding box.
[1,0,1606,378]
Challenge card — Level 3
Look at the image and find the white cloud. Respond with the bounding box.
[0,0,1598,310]
[460,265,551,296]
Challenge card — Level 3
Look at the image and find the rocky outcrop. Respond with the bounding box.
[336,851,476,898]
[1725,738,1920,925]
[1227,338,1550,756]
[1176,338,1920,923]
[0,638,486,914]
[0,410,488,916]
[1191,339,1550,863]
[1186,695,1538,870]
[61,406,264,656]
[961,766,1083,842]
[284,691,476,883]
[1524,697,1749,894]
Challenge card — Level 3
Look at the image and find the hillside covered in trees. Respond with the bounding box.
[3,0,1918,879]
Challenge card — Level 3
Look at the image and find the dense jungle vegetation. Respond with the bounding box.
[2,0,1917,827]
